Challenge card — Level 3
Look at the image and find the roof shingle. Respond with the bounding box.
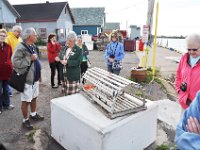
[13,1,74,23]
[71,7,105,26]
[104,22,120,30]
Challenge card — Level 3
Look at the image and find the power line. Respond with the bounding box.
[107,0,146,14]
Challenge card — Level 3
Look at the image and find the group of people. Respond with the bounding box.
[47,30,125,93]
[0,24,125,131]
[46,32,90,94]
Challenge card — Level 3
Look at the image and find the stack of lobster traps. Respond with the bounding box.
[81,67,147,119]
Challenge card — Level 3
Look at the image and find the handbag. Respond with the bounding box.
[87,59,92,68]
[8,62,32,92]
[112,60,122,70]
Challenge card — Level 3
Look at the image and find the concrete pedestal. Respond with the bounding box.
[51,94,158,150]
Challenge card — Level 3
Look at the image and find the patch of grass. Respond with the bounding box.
[156,144,177,150]
[134,90,143,97]
[156,144,168,150]
[129,77,136,82]
[26,128,37,142]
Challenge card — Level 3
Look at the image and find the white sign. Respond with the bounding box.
[142,25,149,43]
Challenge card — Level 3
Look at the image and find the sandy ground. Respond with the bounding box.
[0,47,182,149]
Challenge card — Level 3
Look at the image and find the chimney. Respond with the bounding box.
[46,1,49,4]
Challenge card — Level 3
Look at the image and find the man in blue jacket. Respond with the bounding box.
[175,91,200,149]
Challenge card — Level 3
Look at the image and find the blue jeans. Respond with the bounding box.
[0,80,10,110]
[107,65,120,75]
[8,85,13,95]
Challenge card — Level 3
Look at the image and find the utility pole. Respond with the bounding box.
[147,0,155,44]
[142,0,155,68]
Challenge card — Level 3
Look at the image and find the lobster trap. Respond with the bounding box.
[81,67,147,119]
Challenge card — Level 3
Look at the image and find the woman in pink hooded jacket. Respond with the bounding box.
[176,33,200,109]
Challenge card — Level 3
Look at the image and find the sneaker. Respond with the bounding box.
[30,113,44,121]
[52,85,58,88]
[0,111,2,115]
[23,119,34,130]
[4,104,14,110]
[58,82,62,85]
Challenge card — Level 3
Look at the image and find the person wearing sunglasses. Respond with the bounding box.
[175,33,200,110]
[0,29,15,114]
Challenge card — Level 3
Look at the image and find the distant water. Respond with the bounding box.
[157,38,187,53]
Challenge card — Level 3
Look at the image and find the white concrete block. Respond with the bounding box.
[154,99,182,129]
[51,94,158,150]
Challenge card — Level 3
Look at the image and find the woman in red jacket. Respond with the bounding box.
[0,29,14,114]
[176,33,200,110]
[47,33,62,88]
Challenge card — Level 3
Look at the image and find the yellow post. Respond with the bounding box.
[152,1,159,77]
[141,45,149,68]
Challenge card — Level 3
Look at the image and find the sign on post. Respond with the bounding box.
[142,25,149,43]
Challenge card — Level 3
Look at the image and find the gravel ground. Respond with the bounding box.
[0,49,176,150]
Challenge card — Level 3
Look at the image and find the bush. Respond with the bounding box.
[36,37,46,46]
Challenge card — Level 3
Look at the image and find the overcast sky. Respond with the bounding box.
[8,0,200,36]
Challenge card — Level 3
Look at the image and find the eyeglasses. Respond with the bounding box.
[15,30,21,34]
[0,34,6,38]
[32,34,38,37]
[188,48,199,52]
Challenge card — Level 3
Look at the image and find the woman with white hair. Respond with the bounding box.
[59,31,82,95]
[175,33,200,110]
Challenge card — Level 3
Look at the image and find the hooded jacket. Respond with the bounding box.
[5,32,22,53]
[0,42,13,80]
[175,53,200,109]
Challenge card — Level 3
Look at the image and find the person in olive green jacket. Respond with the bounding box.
[58,31,82,95]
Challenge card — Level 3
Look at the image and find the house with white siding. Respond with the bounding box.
[13,1,74,42]
[0,0,20,29]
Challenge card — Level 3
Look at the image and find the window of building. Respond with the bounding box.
[38,28,46,39]
[81,30,88,35]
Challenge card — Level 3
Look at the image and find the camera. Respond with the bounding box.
[109,54,115,59]
[180,82,187,92]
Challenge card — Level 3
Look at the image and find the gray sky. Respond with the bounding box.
[8,0,200,36]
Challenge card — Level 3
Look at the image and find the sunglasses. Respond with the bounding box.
[0,34,6,38]
[188,48,198,51]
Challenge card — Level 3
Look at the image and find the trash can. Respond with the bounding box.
[124,40,135,51]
